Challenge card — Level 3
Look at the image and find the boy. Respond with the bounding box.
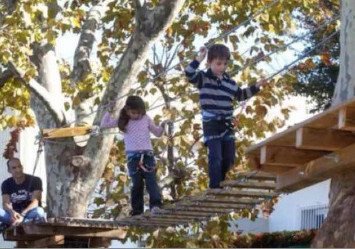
[184,44,265,188]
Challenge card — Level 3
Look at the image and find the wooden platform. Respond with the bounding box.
[42,126,93,139]
[3,218,128,248]
[246,97,355,192]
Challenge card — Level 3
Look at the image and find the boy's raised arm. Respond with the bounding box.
[184,47,207,89]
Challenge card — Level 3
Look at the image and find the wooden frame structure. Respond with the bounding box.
[245,97,355,192]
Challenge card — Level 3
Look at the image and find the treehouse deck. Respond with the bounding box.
[3,217,128,248]
[246,96,355,193]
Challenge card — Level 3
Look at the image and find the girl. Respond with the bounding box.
[116,95,165,216]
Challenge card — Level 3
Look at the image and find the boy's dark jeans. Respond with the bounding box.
[206,138,235,188]
[127,152,162,215]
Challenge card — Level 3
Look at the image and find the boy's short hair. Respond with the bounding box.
[207,44,230,62]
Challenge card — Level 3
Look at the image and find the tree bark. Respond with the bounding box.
[312,0,355,247]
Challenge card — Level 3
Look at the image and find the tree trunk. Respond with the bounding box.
[39,0,185,218]
[312,0,355,247]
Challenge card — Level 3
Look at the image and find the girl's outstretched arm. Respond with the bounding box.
[147,116,164,137]
[100,111,118,128]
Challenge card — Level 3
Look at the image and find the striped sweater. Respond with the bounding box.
[185,59,260,119]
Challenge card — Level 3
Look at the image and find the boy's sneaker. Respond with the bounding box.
[150,206,162,214]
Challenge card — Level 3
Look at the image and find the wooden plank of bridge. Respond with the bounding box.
[235,171,276,181]
[163,206,231,214]
[153,209,222,218]
[296,127,355,151]
[180,202,252,209]
[137,217,198,223]
[186,196,263,205]
[220,181,276,190]
[206,189,278,198]
[42,126,92,139]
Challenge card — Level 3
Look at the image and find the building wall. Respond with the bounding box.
[268,180,330,232]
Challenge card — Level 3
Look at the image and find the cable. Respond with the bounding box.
[43,0,285,137]
[41,30,339,146]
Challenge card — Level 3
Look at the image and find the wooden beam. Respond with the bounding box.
[338,107,355,131]
[221,180,276,190]
[42,126,92,139]
[22,225,127,239]
[277,143,355,192]
[260,145,326,167]
[206,189,278,198]
[246,97,355,157]
[296,127,355,151]
[25,235,64,248]
[3,227,47,241]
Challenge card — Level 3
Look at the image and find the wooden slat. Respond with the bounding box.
[137,217,197,223]
[221,181,276,189]
[187,196,263,205]
[260,145,327,167]
[153,210,220,217]
[150,214,209,220]
[234,171,276,181]
[338,107,355,131]
[42,126,92,139]
[207,189,278,198]
[25,235,64,248]
[296,127,355,151]
[277,143,355,192]
[180,202,252,209]
[163,206,231,214]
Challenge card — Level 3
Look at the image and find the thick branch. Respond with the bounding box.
[71,1,110,85]
[7,61,66,126]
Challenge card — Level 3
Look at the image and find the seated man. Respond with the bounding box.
[0,158,45,227]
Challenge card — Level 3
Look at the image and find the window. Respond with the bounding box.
[300,204,328,230]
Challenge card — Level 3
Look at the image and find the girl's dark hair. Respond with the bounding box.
[207,44,230,62]
[118,95,146,132]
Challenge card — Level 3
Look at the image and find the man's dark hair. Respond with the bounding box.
[207,44,230,62]
[7,158,21,169]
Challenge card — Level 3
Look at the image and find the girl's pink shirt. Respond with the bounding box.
[124,115,164,152]
[100,112,163,151]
